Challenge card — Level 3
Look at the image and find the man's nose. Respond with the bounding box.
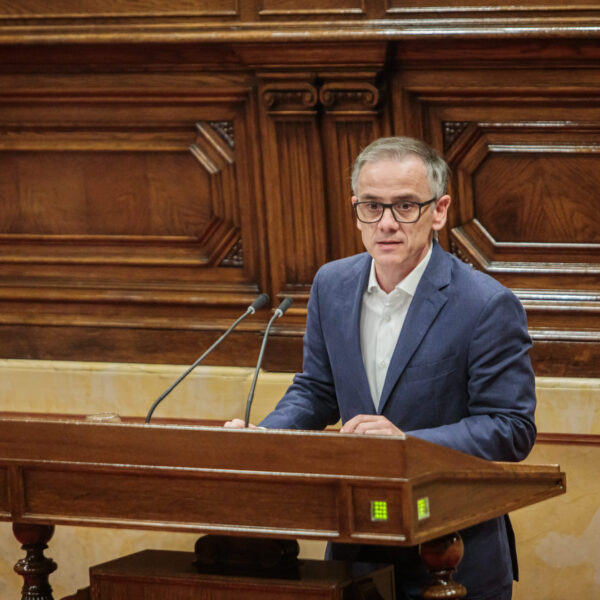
[378,207,400,229]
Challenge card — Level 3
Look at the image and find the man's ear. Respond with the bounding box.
[351,196,362,231]
[432,195,451,231]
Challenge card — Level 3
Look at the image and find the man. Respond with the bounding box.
[226,136,536,599]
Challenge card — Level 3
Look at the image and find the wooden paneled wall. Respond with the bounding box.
[0,1,598,377]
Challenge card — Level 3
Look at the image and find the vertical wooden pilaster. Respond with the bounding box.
[258,77,328,306]
[319,76,389,260]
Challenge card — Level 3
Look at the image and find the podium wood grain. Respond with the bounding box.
[0,414,565,599]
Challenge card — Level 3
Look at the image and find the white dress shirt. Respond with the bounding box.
[360,244,433,410]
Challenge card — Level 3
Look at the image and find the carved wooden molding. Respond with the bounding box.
[209,121,235,149]
[1,4,599,44]
[320,82,381,112]
[262,80,383,114]
[536,433,600,446]
[449,239,475,268]
[220,239,244,267]
[259,1,365,16]
[189,120,243,266]
[262,83,319,112]
[443,121,470,151]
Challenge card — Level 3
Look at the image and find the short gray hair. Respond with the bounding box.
[351,137,449,198]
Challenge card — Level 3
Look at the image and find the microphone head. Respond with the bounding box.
[248,293,270,314]
[274,296,293,318]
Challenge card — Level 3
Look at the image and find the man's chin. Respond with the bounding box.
[374,248,406,262]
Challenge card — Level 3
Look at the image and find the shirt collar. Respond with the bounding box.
[366,243,433,296]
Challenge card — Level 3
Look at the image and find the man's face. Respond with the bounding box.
[352,155,450,292]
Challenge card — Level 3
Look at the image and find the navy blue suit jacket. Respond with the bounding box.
[261,241,537,599]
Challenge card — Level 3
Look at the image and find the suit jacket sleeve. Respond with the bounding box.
[260,267,341,430]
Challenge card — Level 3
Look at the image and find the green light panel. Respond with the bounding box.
[417,497,430,520]
[370,500,388,521]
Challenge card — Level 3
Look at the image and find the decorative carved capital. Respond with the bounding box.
[319,82,380,111]
[262,83,319,111]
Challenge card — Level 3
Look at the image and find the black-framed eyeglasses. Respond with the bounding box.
[353,197,437,224]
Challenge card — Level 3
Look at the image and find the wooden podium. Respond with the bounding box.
[0,414,565,599]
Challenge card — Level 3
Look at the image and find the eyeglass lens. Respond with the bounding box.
[356,201,421,223]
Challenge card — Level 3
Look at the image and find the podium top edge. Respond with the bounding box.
[0,412,408,441]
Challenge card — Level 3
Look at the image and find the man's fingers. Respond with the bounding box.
[341,414,403,436]
[340,414,379,433]
[223,418,255,429]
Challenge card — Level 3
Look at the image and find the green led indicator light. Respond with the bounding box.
[417,497,430,521]
[370,500,388,522]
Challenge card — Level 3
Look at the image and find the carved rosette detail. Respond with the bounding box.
[209,121,234,148]
[443,121,471,151]
[221,239,243,267]
[319,82,380,111]
[262,84,319,111]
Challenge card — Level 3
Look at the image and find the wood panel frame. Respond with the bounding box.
[0,48,274,366]
[0,30,597,376]
[392,39,600,376]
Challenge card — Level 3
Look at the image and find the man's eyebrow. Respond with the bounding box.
[358,193,417,201]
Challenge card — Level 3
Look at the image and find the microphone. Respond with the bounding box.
[244,297,293,427]
[145,293,269,423]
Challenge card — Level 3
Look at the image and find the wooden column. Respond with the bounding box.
[13,523,57,600]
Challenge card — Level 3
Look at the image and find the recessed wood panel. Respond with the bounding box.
[22,467,339,534]
[0,467,8,514]
[392,41,600,378]
[323,118,373,260]
[385,0,596,9]
[351,486,406,540]
[0,0,239,18]
[442,123,600,275]
[0,151,211,236]
[260,0,364,15]
[0,48,267,366]
[474,154,599,245]
[274,120,327,285]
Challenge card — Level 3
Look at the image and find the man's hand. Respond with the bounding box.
[340,414,404,436]
[223,418,257,429]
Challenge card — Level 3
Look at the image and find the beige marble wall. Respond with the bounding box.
[0,361,598,599]
[512,376,600,599]
[0,358,292,424]
[512,443,600,599]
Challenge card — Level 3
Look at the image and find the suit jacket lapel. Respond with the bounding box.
[378,243,451,414]
[339,254,375,414]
